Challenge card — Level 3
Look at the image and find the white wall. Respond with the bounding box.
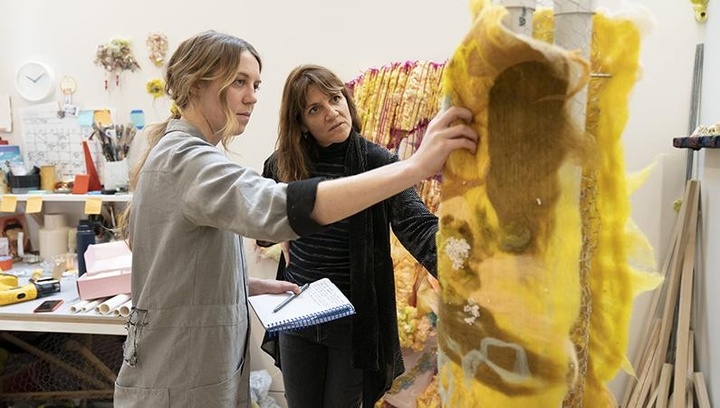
[697,0,720,402]
[0,0,713,403]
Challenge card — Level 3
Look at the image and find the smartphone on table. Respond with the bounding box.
[33,299,64,313]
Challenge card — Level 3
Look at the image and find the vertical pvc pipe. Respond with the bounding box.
[553,0,597,124]
[497,0,537,36]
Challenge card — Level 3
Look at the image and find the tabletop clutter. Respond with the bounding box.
[0,207,132,315]
[1,120,135,195]
[1,234,132,315]
[0,126,135,314]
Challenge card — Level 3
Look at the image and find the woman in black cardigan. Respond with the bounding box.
[260,64,440,408]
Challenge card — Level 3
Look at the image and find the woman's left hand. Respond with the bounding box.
[281,242,290,266]
[249,277,300,296]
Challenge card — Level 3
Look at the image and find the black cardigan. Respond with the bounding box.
[260,131,439,406]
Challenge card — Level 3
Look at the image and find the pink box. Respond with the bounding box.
[76,241,132,300]
[76,270,131,300]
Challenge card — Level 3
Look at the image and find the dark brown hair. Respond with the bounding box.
[276,64,361,182]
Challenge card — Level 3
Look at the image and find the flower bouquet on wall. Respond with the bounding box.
[94,36,141,91]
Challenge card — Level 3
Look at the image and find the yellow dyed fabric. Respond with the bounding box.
[580,13,663,407]
[437,3,592,407]
[533,7,555,44]
[437,1,661,407]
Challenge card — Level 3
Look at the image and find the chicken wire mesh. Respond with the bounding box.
[0,331,124,407]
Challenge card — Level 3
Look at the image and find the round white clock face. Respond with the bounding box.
[15,61,55,102]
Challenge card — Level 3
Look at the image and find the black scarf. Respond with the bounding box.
[262,131,406,406]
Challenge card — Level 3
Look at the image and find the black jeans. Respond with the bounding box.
[279,317,363,408]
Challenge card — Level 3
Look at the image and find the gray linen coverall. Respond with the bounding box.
[114,120,307,407]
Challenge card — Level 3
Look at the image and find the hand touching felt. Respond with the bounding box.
[408,106,478,179]
[249,277,300,296]
[309,106,478,226]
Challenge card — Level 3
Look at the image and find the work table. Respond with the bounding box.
[0,275,126,336]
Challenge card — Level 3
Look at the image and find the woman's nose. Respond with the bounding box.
[245,91,258,104]
[325,106,339,121]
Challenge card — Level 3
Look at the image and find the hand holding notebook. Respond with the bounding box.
[249,278,355,332]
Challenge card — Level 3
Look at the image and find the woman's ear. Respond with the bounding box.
[190,82,203,96]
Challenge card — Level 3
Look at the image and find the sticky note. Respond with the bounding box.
[25,196,43,213]
[84,197,102,214]
[78,110,94,127]
[0,195,17,213]
[94,109,112,126]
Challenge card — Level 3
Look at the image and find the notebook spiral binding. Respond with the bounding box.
[269,304,356,332]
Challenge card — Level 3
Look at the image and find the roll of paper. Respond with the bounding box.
[97,293,131,315]
[39,227,69,261]
[39,214,69,260]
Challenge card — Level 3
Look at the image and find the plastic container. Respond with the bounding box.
[76,219,96,276]
[0,255,12,271]
[8,174,40,193]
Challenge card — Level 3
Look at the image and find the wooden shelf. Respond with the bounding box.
[673,135,720,150]
[1,193,132,203]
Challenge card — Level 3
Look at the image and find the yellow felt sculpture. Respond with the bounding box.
[437,1,661,407]
[437,3,591,406]
[577,12,663,407]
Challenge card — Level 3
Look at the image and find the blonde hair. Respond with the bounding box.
[121,31,262,240]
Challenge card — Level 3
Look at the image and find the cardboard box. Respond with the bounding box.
[76,241,132,300]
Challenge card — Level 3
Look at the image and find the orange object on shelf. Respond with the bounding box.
[72,174,90,194]
[82,141,102,191]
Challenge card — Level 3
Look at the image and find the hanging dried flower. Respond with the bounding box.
[146,78,165,99]
[94,37,141,73]
[94,37,141,90]
[146,32,169,67]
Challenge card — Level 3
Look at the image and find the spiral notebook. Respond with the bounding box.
[248,278,355,332]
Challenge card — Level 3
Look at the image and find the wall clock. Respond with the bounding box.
[15,61,55,102]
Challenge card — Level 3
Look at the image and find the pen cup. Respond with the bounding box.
[102,159,129,191]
